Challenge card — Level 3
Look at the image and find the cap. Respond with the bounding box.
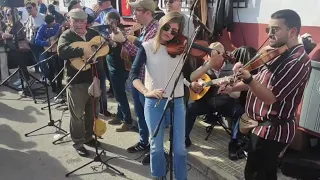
[68,8,88,20]
[209,42,225,53]
[129,0,156,12]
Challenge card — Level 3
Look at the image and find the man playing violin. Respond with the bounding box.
[185,42,240,148]
[218,9,311,180]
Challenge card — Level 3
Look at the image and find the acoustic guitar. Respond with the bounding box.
[43,21,68,53]
[184,74,235,101]
[109,20,140,71]
[67,36,110,71]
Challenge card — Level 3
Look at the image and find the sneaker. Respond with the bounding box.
[108,118,121,125]
[127,142,150,153]
[141,152,150,165]
[115,123,132,132]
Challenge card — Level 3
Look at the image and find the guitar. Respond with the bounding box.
[43,21,68,53]
[66,36,110,71]
[184,74,235,101]
[109,20,140,71]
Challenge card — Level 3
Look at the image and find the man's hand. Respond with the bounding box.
[2,33,12,39]
[232,62,243,74]
[110,31,126,43]
[207,50,224,70]
[238,68,252,81]
[190,82,203,93]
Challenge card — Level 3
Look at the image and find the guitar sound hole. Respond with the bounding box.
[91,45,98,51]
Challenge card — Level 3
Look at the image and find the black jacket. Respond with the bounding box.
[214,0,234,36]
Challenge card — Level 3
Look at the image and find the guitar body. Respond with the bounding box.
[120,35,138,71]
[189,74,211,101]
[69,36,110,71]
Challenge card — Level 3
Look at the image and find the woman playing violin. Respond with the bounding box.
[129,11,197,180]
[219,9,311,180]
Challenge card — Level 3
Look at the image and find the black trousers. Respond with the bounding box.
[46,52,64,92]
[245,133,287,180]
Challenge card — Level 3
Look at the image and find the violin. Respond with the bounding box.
[241,45,288,72]
[165,34,236,63]
[206,45,289,87]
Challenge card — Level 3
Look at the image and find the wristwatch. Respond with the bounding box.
[243,75,253,84]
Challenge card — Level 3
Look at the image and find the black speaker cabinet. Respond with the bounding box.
[0,0,25,7]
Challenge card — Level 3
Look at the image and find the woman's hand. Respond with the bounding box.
[144,89,164,99]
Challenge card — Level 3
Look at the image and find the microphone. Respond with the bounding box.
[192,13,214,37]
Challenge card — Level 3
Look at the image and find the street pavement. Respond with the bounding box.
[0,85,210,180]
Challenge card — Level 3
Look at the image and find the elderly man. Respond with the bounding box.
[57,8,101,157]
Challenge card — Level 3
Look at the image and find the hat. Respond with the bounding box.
[68,0,80,12]
[129,0,156,12]
[68,8,88,20]
[209,42,225,53]
[204,42,225,61]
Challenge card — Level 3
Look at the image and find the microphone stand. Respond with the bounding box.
[152,26,200,180]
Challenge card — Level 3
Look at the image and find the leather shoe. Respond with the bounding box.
[76,147,89,157]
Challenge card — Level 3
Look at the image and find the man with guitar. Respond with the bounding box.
[57,9,102,157]
[35,15,63,93]
[218,9,311,180]
[185,42,240,148]
[110,0,158,165]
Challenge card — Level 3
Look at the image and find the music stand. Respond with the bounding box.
[152,26,200,180]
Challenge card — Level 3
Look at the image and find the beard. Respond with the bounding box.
[269,35,288,48]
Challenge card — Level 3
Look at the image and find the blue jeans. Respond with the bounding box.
[145,97,187,179]
[106,55,132,123]
[30,44,45,75]
[132,87,148,145]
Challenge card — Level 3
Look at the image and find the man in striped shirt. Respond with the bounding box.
[219,9,311,180]
[110,0,158,165]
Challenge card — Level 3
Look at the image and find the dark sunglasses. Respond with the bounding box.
[265,27,280,35]
[26,7,32,10]
[162,24,178,36]
[6,14,11,16]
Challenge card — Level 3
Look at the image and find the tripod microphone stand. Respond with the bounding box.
[24,58,68,137]
[51,37,124,177]
[152,26,200,180]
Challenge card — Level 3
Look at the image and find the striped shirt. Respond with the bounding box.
[123,20,158,83]
[245,44,311,144]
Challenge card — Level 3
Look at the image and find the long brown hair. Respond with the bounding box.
[152,11,184,54]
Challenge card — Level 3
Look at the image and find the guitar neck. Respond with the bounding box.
[204,76,232,87]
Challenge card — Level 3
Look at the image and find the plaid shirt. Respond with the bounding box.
[123,20,158,83]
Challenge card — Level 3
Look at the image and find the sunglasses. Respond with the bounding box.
[162,24,178,36]
[26,7,32,10]
[265,27,280,35]
[6,14,11,16]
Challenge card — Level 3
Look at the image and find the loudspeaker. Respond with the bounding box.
[0,0,25,7]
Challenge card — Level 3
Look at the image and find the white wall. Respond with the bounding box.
[235,0,320,26]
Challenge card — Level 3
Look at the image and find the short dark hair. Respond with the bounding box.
[26,2,37,7]
[106,12,120,22]
[271,9,301,34]
[44,14,55,24]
